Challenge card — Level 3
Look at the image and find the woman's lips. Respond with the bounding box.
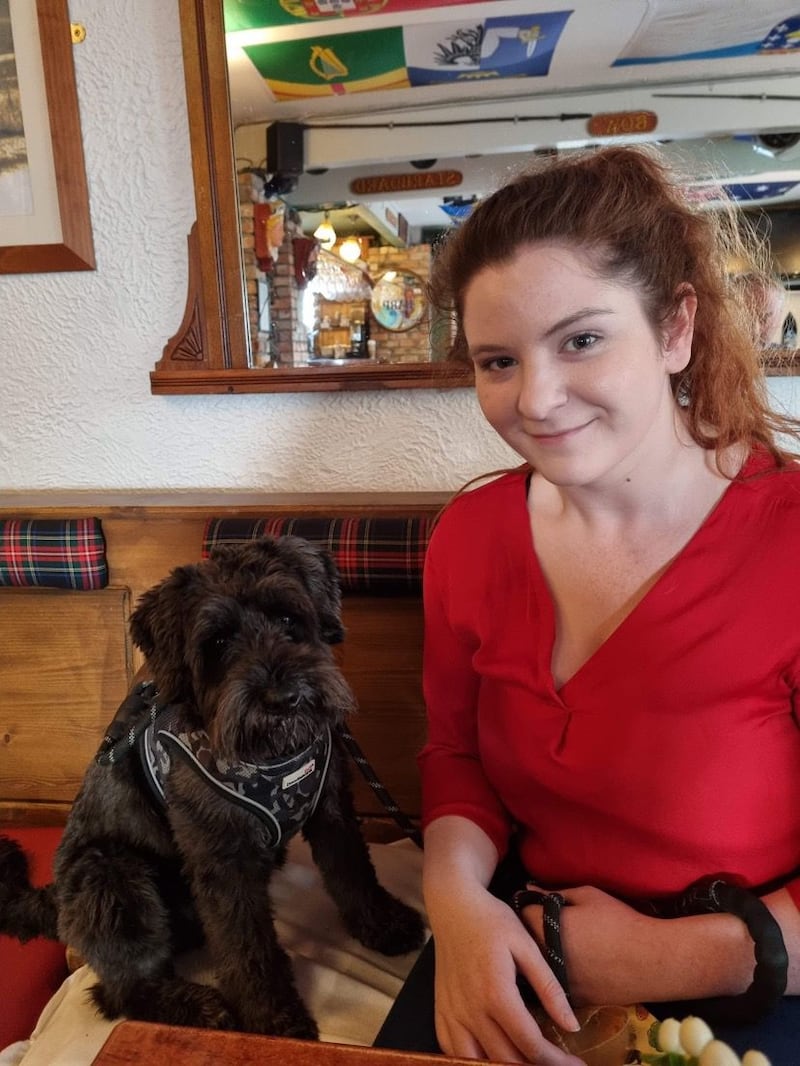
[531,421,592,443]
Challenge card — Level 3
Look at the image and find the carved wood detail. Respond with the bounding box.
[156,224,208,368]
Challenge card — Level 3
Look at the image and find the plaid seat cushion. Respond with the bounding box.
[0,518,108,590]
[202,516,434,595]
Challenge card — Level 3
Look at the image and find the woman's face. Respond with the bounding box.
[461,241,695,491]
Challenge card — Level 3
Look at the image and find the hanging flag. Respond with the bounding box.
[758,16,800,54]
[614,1,800,65]
[404,11,572,85]
[224,0,500,33]
[242,26,409,98]
[242,9,572,99]
[718,179,800,201]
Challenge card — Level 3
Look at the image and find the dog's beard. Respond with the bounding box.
[207,654,355,762]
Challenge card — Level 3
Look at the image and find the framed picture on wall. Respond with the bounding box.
[0,0,94,274]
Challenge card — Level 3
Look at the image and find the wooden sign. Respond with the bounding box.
[586,110,658,137]
[350,170,462,195]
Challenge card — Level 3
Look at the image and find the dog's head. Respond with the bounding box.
[129,536,355,760]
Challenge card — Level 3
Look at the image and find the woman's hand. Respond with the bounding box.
[430,883,584,1065]
[518,884,754,1006]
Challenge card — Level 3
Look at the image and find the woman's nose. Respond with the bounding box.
[516,361,568,421]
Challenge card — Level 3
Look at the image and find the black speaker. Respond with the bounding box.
[266,122,305,176]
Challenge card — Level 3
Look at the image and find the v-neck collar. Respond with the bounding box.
[521,452,764,702]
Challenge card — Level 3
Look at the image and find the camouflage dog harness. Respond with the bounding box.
[97,681,332,848]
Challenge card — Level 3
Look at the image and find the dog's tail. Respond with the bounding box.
[0,836,60,942]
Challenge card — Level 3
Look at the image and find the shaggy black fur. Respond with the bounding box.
[0,537,424,1038]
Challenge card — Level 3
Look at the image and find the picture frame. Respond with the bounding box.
[0,0,94,274]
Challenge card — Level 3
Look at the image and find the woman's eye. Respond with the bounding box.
[478,355,516,373]
[565,332,599,352]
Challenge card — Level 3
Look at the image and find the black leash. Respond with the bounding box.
[336,726,423,848]
[512,888,572,1002]
[95,681,161,766]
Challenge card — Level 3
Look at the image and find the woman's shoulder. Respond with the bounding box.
[428,467,530,553]
[438,467,529,521]
[733,451,800,539]
[739,449,800,503]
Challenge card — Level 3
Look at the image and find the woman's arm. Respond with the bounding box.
[518,883,800,1007]
[424,815,582,1066]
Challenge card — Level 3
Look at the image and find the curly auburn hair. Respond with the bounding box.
[429,145,800,468]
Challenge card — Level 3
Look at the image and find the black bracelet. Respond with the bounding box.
[655,877,788,1025]
[512,889,571,1001]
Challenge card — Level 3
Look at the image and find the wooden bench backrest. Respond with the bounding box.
[0,495,446,829]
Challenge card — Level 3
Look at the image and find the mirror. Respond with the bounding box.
[152,0,800,395]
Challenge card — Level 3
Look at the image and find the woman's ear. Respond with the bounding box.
[662,284,697,374]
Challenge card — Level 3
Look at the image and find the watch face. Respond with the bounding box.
[370,270,426,332]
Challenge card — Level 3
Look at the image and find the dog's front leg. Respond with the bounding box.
[171,804,318,1040]
[303,752,425,957]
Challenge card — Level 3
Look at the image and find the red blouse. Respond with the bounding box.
[419,456,800,901]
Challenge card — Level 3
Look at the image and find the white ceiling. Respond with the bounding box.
[226,0,800,235]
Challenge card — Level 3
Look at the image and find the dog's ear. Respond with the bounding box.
[284,540,344,645]
[312,547,346,644]
[130,565,200,697]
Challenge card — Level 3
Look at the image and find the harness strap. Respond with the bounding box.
[96,683,423,849]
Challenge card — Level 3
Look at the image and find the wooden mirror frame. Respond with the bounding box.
[150,0,472,395]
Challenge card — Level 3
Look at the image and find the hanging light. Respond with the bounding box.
[313,211,336,250]
[338,236,362,263]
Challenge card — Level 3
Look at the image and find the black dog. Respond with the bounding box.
[0,537,424,1037]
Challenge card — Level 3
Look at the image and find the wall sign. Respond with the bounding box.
[351,169,462,195]
[586,110,658,136]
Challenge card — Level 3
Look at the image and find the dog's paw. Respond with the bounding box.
[241,998,319,1041]
[92,978,239,1031]
[348,890,426,956]
[269,1001,319,1041]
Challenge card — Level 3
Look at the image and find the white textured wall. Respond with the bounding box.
[0,0,514,493]
[0,1,797,494]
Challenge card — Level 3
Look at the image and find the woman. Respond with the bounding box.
[376,147,800,1065]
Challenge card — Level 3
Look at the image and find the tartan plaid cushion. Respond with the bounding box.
[0,518,108,590]
[202,517,434,595]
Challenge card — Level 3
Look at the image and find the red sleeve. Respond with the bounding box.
[417,514,512,857]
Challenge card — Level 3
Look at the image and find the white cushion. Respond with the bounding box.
[5,837,427,1066]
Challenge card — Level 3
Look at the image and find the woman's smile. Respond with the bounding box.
[529,420,596,444]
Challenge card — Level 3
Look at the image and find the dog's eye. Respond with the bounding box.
[203,633,232,661]
[273,614,302,641]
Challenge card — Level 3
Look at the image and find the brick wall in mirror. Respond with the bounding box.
[151,0,799,395]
